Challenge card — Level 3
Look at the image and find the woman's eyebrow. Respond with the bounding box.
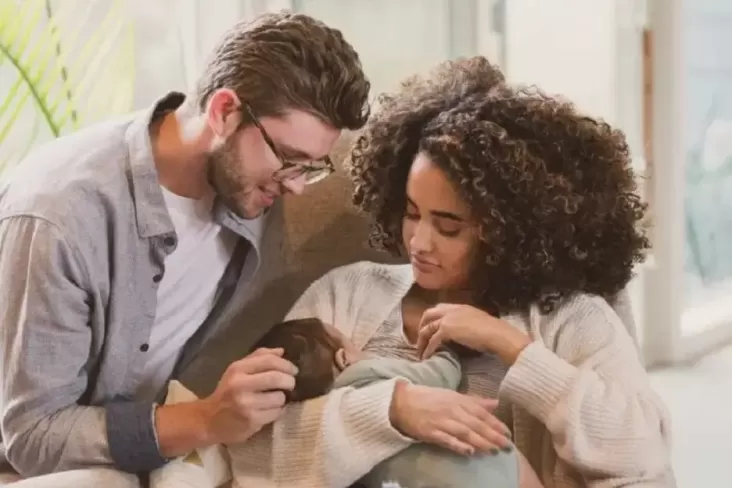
[406,197,466,222]
[431,210,465,222]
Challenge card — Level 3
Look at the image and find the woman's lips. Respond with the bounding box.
[411,255,438,271]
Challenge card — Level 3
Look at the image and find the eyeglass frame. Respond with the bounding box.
[242,103,335,184]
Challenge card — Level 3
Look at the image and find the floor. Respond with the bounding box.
[649,345,732,487]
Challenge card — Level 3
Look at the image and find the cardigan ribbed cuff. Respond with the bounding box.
[323,378,416,487]
[498,341,579,423]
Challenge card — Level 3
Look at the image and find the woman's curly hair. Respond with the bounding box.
[348,56,650,315]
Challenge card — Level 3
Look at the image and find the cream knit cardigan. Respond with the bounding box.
[229,261,676,488]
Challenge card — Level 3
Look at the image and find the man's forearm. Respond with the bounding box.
[153,399,216,458]
[109,398,220,470]
[3,397,206,476]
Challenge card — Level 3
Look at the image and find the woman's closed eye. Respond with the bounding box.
[405,212,462,238]
[435,223,461,237]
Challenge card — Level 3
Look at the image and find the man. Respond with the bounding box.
[0,11,370,478]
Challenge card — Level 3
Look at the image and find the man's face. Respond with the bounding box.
[205,91,340,219]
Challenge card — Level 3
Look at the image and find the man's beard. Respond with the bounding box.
[205,138,258,219]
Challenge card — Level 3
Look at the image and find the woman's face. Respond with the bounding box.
[402,152,481,291]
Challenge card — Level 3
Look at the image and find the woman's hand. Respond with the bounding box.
[389,380,513,455]
[417,303,532,365]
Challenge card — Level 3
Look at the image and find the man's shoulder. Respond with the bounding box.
[0,115,136,229]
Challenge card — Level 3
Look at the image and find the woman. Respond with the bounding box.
[266,56,675,488]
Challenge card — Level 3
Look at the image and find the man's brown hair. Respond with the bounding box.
[195,11,370,131]
[253,318,341,402]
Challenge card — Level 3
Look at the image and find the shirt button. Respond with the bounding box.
[140,343,149,352]
[152,273,163,283]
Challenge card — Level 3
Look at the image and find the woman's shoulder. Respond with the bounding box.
[317,260,414,291]
[289,261,413,327]
[544,292,629,330]
[554,292,620,319]
[521,292,640,354]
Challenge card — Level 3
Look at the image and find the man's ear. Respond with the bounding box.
[205,88,242,140]
[334,348,348,371]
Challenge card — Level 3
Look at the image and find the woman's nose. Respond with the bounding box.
[410,221,434,252]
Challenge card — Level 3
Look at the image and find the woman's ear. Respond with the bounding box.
[334,348,348,371]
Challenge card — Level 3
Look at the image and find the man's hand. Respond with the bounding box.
[202,347,298,444]
[389,380,512,456]
[155,347,297,457]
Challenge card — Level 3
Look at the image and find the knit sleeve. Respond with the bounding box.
[498,296,674,487]
[268,265,415,487]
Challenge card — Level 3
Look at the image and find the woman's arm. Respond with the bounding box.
[269,265,416,487]
[265,265,507,487]
[499,295,674,487]
[270,378,413,487]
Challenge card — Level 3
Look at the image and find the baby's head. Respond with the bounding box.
[253,317,366,402]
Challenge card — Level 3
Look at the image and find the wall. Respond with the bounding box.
[131,0,189,108]
[183,0,482,98]
[293,0,453,95]
[504,0,618,122]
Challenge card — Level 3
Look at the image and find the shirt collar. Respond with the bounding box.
[124,91,267,253]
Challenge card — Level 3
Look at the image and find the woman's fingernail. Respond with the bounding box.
[501,445,513,453]
[489,448,499,456]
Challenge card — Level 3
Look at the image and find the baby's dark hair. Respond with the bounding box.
[253,318,341,402]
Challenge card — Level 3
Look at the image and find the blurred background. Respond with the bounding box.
[1,0,730,485]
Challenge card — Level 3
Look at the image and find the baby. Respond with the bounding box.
[152,318,520,488]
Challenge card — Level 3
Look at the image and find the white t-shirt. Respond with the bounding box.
[138,187,237,399]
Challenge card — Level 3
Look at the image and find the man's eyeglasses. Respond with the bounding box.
[243,104,334,185]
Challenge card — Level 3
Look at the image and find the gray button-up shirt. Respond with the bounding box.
[0,93,269,476]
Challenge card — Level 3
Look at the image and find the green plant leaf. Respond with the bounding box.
[0,0,135,170]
